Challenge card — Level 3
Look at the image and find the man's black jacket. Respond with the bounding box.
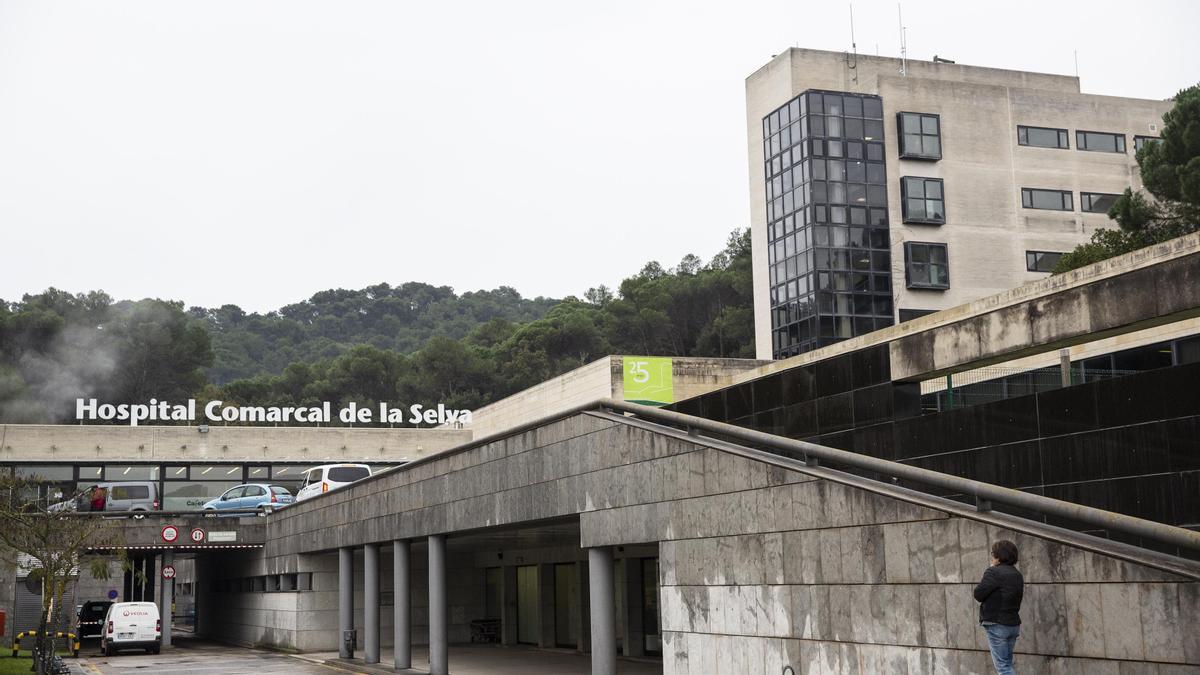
[974,563,1023,625]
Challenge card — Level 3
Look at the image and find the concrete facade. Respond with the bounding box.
[0,423,471,464]
[202,411,1199,671]
[727,230,1200,385]
[747,47,1175,359]
[460,355,766,438]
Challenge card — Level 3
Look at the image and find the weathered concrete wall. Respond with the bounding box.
[461,356,766,438]
[723,230,1200,385]
[263,413,1199,669]
[0,423,471,464]
[745,47,1175,360]
[198,547,481,652]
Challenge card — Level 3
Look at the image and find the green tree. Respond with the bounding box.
[1055,84,1200,272]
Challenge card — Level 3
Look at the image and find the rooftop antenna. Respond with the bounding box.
[1074,49,1079,79]
[898,3,907,76]
[846,2,859,84]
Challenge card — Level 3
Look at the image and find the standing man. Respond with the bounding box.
[974,540,1023,674]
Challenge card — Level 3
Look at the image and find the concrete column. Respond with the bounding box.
[1060,348,1072,387]
[538,563,555,648]
[158,551,174,648]
[576,560,591,653]
[393,540,411,670]
[428,535,448,675]
[622,558,645,657]
[363,544,380,664]
[338,547,354,659]
[500,566,518,646]
[588,547,616,675]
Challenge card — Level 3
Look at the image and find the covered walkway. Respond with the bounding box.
[315,644,660,675]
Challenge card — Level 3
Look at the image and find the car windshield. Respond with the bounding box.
[327,467,370,482]
[81,603,110,620]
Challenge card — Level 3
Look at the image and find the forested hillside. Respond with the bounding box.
[0,228,753,425]
[194,284,559,384]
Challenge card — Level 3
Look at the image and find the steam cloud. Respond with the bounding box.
[0,325,119,423]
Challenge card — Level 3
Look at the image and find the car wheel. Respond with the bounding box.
[149,647,159,654]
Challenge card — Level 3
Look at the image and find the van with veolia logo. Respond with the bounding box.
[101,601,161,655]
[295,464,372,502]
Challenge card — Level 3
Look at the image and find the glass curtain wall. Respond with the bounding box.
[764,90,894,358]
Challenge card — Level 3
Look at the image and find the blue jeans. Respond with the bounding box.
[983,623,1020,674]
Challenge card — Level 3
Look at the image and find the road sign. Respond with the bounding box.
[107,589,118,600]
[160,525,179,543]
[162,565,176,580]
[189,527,206,543]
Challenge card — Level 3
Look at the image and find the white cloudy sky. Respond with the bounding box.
[1,0,1197,311]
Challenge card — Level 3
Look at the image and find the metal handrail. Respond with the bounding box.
[596,398,1200,554]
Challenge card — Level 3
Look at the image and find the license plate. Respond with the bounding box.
[118,632,134,639]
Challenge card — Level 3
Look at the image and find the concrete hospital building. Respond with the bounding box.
[1,50,1199,675]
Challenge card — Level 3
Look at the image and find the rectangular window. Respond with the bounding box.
[1017,125,1069,149]
[1021,188,1073,211]
[1025,251,1064,273]
[897,112,942,160]
[1080,192,1120,214]
[1076,130,1126,153]
[900,176,946,224]
[904,242,950,289]
[1134,135,1159,153]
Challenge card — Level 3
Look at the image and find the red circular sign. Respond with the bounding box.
[160,525,179,543]
[162,565,176,580]
[189,527,206,543]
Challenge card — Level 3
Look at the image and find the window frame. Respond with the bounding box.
[1080,191,1121,214]
[896,111,943,160]
[903,241,950,290]
[1021,187,1074,212]
[1133,135,1159,153]
[900,176,947,225]
[1017,125,1069,149]
[1025,250,1064,273]
[1075,130,1126,154]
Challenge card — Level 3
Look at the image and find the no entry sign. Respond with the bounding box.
[189,527,206,543]
[162,565,176,580]
[160,525,179,543]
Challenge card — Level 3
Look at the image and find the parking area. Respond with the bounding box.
[73,639,660,675]
[75,639,340,675]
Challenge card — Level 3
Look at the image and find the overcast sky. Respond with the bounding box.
[1,0,1197,312]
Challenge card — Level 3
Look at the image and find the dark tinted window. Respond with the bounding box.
[81,602,112,620]
[1076,130,1125,153]
[904,242,950,289]
[1017,125,1069,149]
[1080,192,1120,213]
[897,112,942,159]
[111,485,149,500]
[1134,135,1159,153]
[1026,251,1063,272]
[1021,188,1073,211]
[270,486,292,495]
[327,467,370,483]
[901,176,946,224]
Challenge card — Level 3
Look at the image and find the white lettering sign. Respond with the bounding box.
[74,398,471,427]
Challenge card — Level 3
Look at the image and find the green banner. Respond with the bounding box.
[623,356,674,406]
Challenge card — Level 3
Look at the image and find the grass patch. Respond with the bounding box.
[0,656,34,675]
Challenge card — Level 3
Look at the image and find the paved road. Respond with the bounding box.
[76,639,346,675]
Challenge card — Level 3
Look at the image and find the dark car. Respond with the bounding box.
[77,600,114,639]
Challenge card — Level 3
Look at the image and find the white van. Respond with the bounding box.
[101,601,161,655]
[295,464,372,502]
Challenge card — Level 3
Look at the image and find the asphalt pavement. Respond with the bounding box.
[75,639,348,675]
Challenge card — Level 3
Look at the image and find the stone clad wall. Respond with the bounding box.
[262,413,1198,669]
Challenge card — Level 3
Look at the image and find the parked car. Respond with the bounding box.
[295,464,372,502]
[101,601,160,655]
[77,600,113,639]
[202,484,294,512]
[50,481,159,512]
